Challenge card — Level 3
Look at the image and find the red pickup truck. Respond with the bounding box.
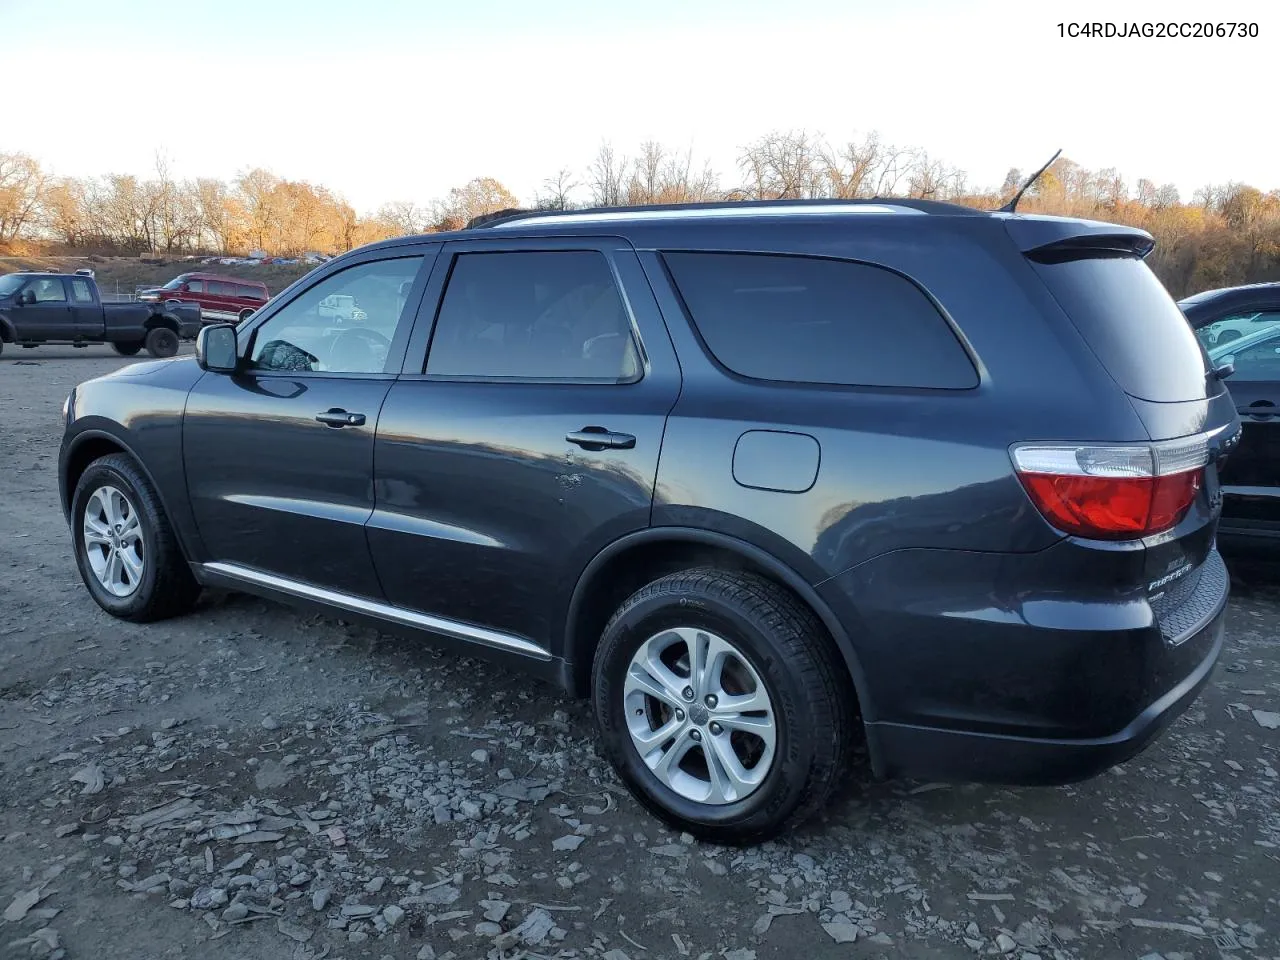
[138,272,269,324]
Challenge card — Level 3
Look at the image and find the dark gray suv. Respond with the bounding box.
[58,200,1241,843]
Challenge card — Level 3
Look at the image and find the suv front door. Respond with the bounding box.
[183,247,436,596]
[367,238,682,654]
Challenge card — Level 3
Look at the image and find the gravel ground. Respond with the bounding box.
[2,345,1279,960]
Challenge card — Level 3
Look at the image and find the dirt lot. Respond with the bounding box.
[2,346,1279,960]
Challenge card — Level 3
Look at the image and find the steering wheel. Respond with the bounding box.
[328,327,391,372]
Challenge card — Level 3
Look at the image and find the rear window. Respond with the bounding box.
[1031,255,1208,403]
[662,252,977,389]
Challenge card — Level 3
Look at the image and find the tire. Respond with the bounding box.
[591,567,855,845]
[70,453,201,622]
[238,309,255,325]
[111,341,143,356]
[144,326,180,358]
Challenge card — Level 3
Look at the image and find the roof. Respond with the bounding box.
[1179,280,1280,305]
[169,272,270,285]
[348,198,1155,261]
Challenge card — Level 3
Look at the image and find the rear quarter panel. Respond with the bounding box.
[637,217,1151,581]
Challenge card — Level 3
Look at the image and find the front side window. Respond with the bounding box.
[663,252,977,389]
[186,280,205,294]
[1197,311,1280,352]
[425,251,640,381]
[28,278,67,303]
[1212,327,1280,383]
[247,257,422,374]
[69,279,94,303]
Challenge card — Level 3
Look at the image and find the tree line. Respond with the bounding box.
[2,133,1277,297]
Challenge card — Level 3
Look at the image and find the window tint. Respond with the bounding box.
[69,279,94,303]
[28,278,67,303]
[186,280,205,294]
[662,252,976,388]
[248,257,422,374]
[237,284,264,299]
[209,281,237,296]
[426,251,640,381]
[1032,255,1207,403]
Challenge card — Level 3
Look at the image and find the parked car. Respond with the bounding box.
[58,200,1239,843]
[0,272,201,358]
[138,273,270,325]
[1180,282,1280,556]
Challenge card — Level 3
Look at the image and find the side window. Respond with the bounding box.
[210,281,236,297]
[69,279,94,303]
[425,251,640,381]
[237,284,263,299]
[662,252,978,389]
[1213,327,1280,383]
[1198,311,1280,352]
[248,256,422,374]
[186,280,205,294]
[29,278,68,303]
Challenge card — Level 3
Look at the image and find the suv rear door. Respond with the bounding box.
[367,237,681,654]
[1186,299,1280,548]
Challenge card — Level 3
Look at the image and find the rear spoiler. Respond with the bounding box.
[999,215,1156,262]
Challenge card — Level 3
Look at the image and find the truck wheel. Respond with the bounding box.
[238,309,255,324]
[70,453,201,622]
[591,568,856,845]
[144,327,179,358]
[111,341,143,357]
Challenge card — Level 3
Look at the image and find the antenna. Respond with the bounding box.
[998,148,1062,214]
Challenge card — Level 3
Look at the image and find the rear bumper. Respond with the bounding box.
[820,542,1231,784]
[866,603,1224,785]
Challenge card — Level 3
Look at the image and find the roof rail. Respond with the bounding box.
[469,197,981,229]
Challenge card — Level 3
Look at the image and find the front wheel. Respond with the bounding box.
[71,453,201,622]
[144,326,179,358]
[591,568,855,845]
[111,341,143,357]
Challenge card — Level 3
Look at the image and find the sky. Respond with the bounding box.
[4,0,1277,212]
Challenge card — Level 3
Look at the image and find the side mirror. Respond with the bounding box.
[196,324,238,373]
[1215,358,1235,379]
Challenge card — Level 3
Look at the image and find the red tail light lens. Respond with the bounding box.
[1012,437,1210,540]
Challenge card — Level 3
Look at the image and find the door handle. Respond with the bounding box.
[566,426,636,451]
[1239,401,1276,420]
[316,408,366,428]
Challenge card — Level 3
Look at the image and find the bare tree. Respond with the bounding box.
[588,143,627,207]
[737,130,825,200]
[535,168,579,210]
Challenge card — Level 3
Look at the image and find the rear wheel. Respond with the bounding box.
[144,326,179,358]
[238,309,255,325]
[591,568,855,844]
[111,341,143,356]
[71,453,200,622]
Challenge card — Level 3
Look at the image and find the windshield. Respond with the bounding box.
[161,275,191,290]
[0,274,27,296]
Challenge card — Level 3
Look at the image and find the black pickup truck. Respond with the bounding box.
[0,272,202,359]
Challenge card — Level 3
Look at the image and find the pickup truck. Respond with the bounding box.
[0,272,202,358]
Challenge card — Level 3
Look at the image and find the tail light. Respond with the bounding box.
[1012,435,1211,540]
